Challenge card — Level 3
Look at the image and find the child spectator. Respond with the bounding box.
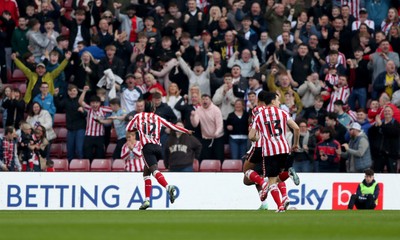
[121,131,144,172]
[79,86,112,161]
[29,125,49,171]
[19,122,34,171]
[103,98,127,160]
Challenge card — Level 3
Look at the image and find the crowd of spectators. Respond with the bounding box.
[0,0,400,173]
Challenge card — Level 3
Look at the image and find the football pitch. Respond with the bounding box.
[0,210,398,240]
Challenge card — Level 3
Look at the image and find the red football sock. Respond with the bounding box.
[153,170,168,188]
[278,181,287,198]
[270,184,282,208]
[22,163,27,171]
[279,171,289,182]
[144,176,152,200]
[245,170,264,186]
[29,162,34,170]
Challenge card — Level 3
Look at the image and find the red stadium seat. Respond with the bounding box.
[199,159,221,172]
[61,143,68,158]
[112,159,125,172]
[224,144,231,159]
[69,159,90,172]
[12,83,26,95]
[10,69,27,83]
[63,0,73,9]
[54,127,67,143]
[54,113,66,127]
[193,159,199,172]
[61,26,70,36]
[53,158,69,172]
[106,143,116,158]
[110,128,118,143]
[158,159,168,172]
[221,159,243,172]
[91,159,112,172]
[49,143,63,158]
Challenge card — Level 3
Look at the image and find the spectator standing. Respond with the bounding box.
[369,105,400,173]
[79,86,112,161]
[32,82,56,119]
[0,126,21,172]
[104,98,127,160]
[314,127,341,172]
[190,94,224,162]
[11,52,71,104]
[341,122,372,173]
[2,88,25,129]
[165,121,202,172]
[226,99,249,160]
[54,84,86,162]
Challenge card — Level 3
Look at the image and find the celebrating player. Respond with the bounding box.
[126,111,192,210]
[249,92,300,212]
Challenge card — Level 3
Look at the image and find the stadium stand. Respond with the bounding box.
[112,159,125,172]
[221,159,243,172]
[199,160,222,172]
[91,159,112,171]
[158,159,168,172]
[69,159,90,172]
[53,158,69,172]
[53,114,66,127]
[193,159,199,172]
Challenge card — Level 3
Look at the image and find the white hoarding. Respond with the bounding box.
[0,173,398,210]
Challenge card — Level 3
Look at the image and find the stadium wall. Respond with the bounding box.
[0,173,398,210]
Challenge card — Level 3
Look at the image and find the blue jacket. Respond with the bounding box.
[33,94,56,118]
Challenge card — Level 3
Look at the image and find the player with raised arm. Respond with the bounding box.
[126,110,192,210]
[249,92,300,212]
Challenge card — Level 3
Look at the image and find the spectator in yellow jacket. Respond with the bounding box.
[10,51,71,104]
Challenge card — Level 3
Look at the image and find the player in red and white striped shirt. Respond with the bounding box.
[126,111,192,210]
[326,75,351,112]
[248,92,300,212]
[79,86,112,160]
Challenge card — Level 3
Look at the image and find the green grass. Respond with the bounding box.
[0,210,399,240]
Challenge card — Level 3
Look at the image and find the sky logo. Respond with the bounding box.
[288,184,328,210]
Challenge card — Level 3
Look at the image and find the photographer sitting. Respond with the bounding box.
[348,169,380,210]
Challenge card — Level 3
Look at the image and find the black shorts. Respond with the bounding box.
[248,147,263,164]
[142,143,162,167]
[265,154,290,177]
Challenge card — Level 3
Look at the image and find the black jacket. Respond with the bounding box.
[54,95,87,131]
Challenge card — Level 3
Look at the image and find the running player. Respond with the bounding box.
[126,111,192,210]
[249,92,300,212]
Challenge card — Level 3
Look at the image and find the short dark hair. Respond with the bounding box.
[201,94,211,99]
[5,126,15,136]
[334,100,344,106]
[364,168,374,176]
[263,91,278,105]
[326,112,338,120]
[89,95,101,103]
[109,98,121,106]
[152,92,162,99]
